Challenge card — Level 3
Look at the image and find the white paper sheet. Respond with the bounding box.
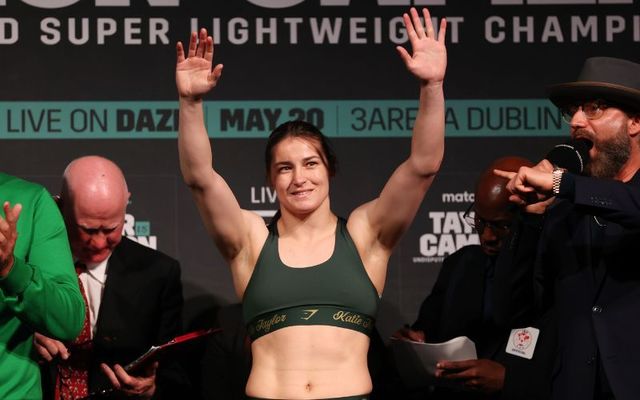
[389,336,477,389]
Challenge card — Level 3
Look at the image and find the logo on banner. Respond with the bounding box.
[2,0,637,46]
[123,213,157,249]
[9,0,633,8]
[491,0,632,4]
[247,0,635,6]
[250,185,278,218]
[245,0,446,7]
[7,0,180,9]
[412,191,478,264]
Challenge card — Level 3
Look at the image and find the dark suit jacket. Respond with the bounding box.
[42,237,186,399]
[411,245,554,400]
[495,172,640,400]
[199,304,252,400]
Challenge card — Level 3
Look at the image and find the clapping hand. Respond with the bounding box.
[0,201,21,277]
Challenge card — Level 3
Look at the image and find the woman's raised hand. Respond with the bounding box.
[176,28,224,100]
[396,7,447,86]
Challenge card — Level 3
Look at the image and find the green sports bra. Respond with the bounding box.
[242,217,380,340]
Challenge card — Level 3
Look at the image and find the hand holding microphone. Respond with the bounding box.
[544,138,592,174]
[494,138,592,212]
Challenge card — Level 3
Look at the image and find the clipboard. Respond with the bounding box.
[80,327,221,399]
[124,327,221,373]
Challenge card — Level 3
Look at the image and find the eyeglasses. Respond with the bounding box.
[559,99,610,124]
[463,203,511,238]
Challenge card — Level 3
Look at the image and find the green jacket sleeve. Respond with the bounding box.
[0,185,85,341]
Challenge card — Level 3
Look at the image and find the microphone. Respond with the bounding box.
[544,138,592,174]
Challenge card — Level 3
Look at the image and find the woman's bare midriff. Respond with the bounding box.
[245,325,373,399]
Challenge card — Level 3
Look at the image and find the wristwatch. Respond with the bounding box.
[552,168,564,195]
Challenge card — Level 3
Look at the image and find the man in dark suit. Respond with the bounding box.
[33,155,185,399]
[496,57,640,400]
[394,156,556,399]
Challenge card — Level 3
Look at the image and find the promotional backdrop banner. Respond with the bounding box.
[1,0,637,337]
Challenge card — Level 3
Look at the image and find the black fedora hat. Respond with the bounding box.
[547,57,640,112]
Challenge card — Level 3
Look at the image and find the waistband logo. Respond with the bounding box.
[300,309,319,320]
[333,310,372,329]
[255,313,287,333]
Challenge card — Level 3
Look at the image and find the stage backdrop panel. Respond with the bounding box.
[1,0,636,336]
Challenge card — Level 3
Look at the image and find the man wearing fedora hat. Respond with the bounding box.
[494,56,640,400]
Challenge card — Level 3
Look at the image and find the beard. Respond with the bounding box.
[584,126,631,178]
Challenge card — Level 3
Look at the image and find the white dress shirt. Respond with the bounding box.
[78,256,110,338]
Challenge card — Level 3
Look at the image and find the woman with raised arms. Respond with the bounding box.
[175,7,447,400]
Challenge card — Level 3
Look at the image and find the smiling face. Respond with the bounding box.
[269,136,331,217]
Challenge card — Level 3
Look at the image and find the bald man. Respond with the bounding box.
[33,156,185,399]
[393,156,556,399]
